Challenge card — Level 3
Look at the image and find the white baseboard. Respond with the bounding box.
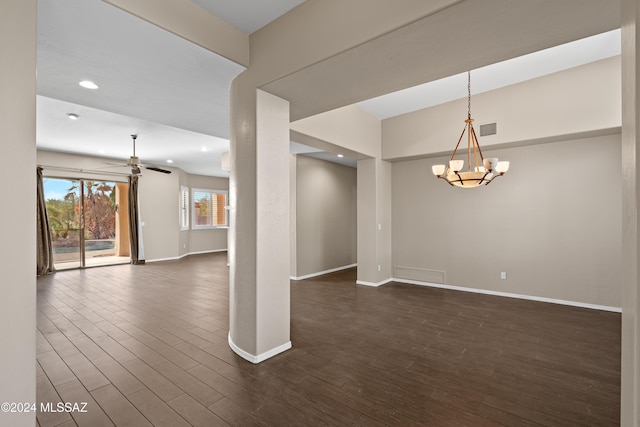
[228,332,292,364]
[146,249,227,263]
[392,278,622,313]
[291,263,357,281]
[356,278,394,287]
[182,249,227,258]
[146,256,180,263]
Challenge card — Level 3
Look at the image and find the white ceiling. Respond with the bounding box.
[192,0,306,34]
[36,1,620,177]
[37,0,245,177]
[37,96,230,174]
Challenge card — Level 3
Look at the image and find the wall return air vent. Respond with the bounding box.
[479,122,497,137]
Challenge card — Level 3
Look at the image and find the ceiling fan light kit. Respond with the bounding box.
[432,71,509,188]
[119,134,172,175]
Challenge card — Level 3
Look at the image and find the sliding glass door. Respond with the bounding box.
[43,177,130,269]
[44,178,81,269]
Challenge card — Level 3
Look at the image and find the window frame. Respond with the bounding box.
[191,188,228,229]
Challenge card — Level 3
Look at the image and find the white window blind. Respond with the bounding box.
[179,186,189,230]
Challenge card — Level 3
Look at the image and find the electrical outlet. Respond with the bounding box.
[378,264,381,272]
[500,272,507,280]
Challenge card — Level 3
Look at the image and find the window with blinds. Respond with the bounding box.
[179,186,189,230]
[192,188,228,228]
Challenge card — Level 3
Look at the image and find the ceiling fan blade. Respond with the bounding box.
[145,166,172,174]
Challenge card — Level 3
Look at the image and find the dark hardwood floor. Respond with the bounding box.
[35,252,621,426]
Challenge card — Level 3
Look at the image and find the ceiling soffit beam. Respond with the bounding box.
[103,0,249,67]
[249,0,465,86]
[262,0,621,121]
[290,130,373,161]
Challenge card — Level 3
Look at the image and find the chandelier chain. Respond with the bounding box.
[467,71,471,119]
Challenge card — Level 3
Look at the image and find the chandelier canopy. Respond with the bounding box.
[432,71,509,188]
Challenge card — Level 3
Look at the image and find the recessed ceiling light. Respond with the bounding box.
[166,159,174,164]
[337,154,344,158]
[66,113,79,120]
[79,80,99,89]
[201,147,208,152]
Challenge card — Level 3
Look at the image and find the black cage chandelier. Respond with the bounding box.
[432,71,509,188]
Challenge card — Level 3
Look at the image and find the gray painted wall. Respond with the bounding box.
[392,133,622,308]
[295,155,357,277]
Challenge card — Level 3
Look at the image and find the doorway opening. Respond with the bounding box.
[43,177,131,270]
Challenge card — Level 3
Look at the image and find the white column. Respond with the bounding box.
[228,73,291,362]
[0,1,37,426]
[621,0,640,424]
[356,158,392,286]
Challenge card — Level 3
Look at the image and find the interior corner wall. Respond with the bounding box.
[295,155,357,277]
[391,134,622,308]
[357,157,392,284]
[377,158,392,280]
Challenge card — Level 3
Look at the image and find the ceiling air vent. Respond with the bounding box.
[479,122,497,137]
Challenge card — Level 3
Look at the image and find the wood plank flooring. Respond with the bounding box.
[35,252,621,426]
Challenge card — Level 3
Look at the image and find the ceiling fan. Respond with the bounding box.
[109,134,172,175]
